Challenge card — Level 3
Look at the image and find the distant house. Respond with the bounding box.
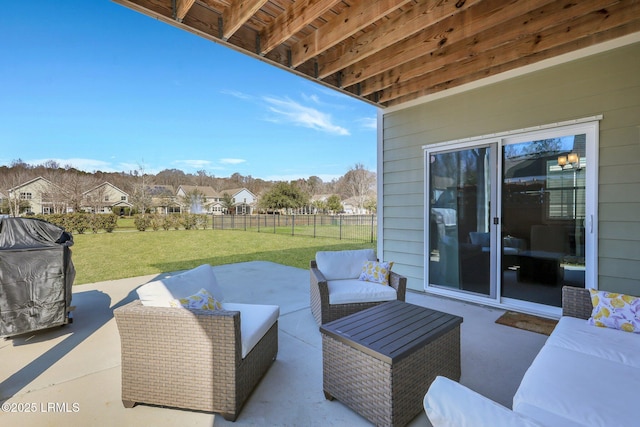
[176,185,220,214]
[8,176,69,215]
[342,197,371,215]
[148,185,180,214]
[222,188,257,215]
[82,182,132,214]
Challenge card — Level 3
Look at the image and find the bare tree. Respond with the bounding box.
[129,163,153,215]
[1,160,38,216]
[58,172,100,213]
[339,163,376,212]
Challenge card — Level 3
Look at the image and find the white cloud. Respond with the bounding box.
[358,116,377,130]
[221,89,253,100]
[220,158,246,165]
[302,93,321,104]
[173,159,213,169]
[262,96,350,136]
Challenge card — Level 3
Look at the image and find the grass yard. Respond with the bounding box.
[71,228,375,285]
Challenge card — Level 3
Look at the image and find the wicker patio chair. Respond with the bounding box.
[310,259,407,325]
[114,300,277,421]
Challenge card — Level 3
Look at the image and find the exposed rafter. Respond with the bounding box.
[222,0,269,40]
[174,0,196,22]
[112,0,640,108]
[259,0,342,55]
[290,0,413,69]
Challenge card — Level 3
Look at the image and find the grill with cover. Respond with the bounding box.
[0,217,75,338]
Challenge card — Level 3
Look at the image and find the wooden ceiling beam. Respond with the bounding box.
[356,0,614,97]
[290,0,413,69]
[316,0,482,80]
[343,0,556,91]
[380,2,640,105]
[222,0,269,40]
[113,0,173,21]
[387,19,640,107]
[174,0,196,21]
[259,0,342,56]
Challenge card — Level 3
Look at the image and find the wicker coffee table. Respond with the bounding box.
[320,300,463,427]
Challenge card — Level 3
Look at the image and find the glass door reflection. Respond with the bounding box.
[428,146,494,296]
[501,135,586,307]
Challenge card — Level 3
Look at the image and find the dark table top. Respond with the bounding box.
[320,300,463,364]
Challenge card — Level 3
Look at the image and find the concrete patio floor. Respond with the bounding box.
[1,261,548,426]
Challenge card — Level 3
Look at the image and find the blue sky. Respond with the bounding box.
[0,1,378,182]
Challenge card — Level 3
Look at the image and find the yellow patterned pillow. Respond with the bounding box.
[358,261,394,285]
[169,288,222,311]
[588,289,640,333]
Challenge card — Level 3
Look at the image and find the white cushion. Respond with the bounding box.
[136,264,224,307]
[546,316,640,368]
[513,342,640,427]
[222,303,279,358]
[315,249,376,280]
[424,376,544,427]
[327,279,397,305]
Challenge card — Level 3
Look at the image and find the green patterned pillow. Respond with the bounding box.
[358,261,394,285]
[588,289,640,333]
[170,288,222,311]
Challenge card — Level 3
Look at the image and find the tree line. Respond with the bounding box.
[0,159,376,214]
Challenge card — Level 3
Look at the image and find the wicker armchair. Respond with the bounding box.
[114,300,278,421]
[310,259,407,325]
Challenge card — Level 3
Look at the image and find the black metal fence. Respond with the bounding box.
[211,214,377,243]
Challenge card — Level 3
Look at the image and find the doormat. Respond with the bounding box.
[495,311,558,336]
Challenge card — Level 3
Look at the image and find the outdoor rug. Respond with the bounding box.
[495,311,558,336]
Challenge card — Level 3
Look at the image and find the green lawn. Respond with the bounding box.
[71,229,375,285]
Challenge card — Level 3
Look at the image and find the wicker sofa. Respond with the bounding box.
[114,264,279,421]
[424,286,640,427]
[310,249,407,325]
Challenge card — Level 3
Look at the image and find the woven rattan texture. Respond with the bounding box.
[310,260,407,325]
[322,324,460,427]
[562,286,593,319]
[114,300,277,421]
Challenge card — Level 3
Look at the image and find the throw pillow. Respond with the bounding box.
[588,289,640,333]
[170,288,223,311]
[358,260,393,285]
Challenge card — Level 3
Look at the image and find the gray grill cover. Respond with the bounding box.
[0,217,75,338]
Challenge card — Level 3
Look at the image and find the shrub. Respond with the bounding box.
[101,214,118,232]
[134,215,151,231]
[196,214,209,229]
[180,214,197,230]
[171,214,181,230]
[149,214,163,231]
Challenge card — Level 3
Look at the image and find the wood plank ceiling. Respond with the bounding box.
[113,0,640,108]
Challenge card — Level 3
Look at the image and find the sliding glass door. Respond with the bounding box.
[425,120,597,312]
[501,133,588,307]
[427,144,496,297]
